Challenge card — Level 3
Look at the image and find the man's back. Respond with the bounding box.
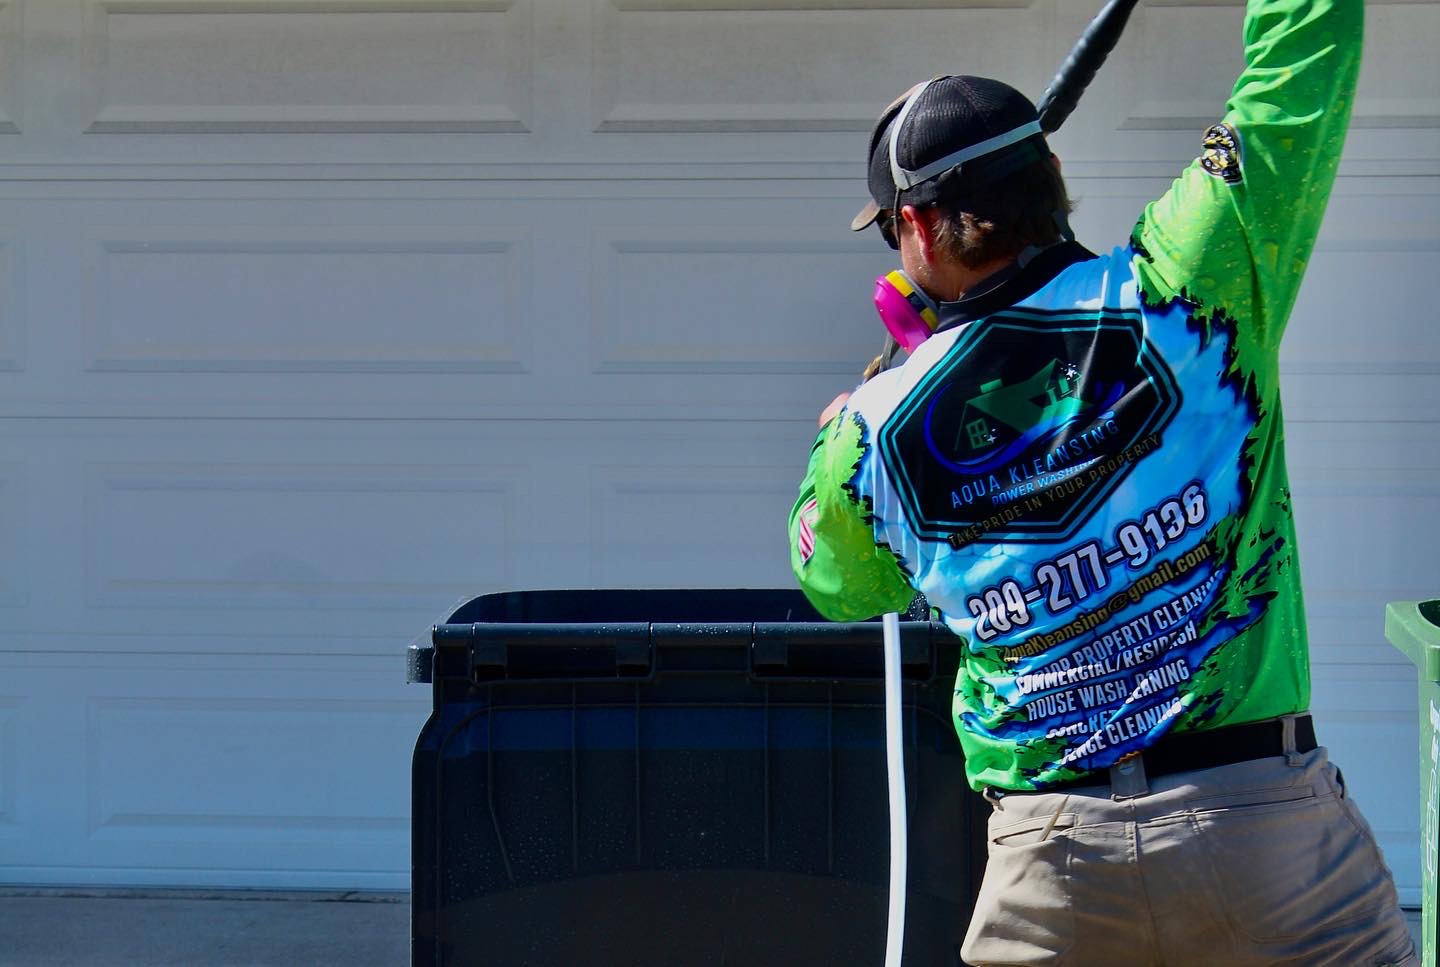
[792,0,1360,793]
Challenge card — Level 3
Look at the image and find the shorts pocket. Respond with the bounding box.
[989,812,1078,848]
[963,806,1077,966]
[1185,782,1315,812]
[1187,792,1394,943]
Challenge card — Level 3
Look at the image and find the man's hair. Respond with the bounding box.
[926,155,1074,269]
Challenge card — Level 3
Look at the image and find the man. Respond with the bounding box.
[789,0,1418,963]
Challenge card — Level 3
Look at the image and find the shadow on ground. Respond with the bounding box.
[0,890,409,967]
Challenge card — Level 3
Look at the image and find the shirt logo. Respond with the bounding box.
[878,309,1182,548]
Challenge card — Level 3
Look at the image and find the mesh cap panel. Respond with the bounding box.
[858,75,1047,226]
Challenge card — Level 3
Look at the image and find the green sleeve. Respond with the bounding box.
[1133,0,1362,346]
[789,412,915,622]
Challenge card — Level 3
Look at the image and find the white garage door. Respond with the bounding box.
[0,0,1436,898]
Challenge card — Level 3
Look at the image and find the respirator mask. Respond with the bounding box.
[873,268,940,354]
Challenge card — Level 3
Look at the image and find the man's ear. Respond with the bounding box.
[900,205,942,263]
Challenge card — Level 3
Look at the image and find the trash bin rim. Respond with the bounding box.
[1385,599,1440,683]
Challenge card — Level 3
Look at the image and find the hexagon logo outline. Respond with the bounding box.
[878,307,1182,546]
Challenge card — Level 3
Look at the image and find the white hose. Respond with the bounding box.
[881,611,907,967]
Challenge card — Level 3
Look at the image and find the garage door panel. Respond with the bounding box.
[0,227,22,371]
[0,683,67,863]
[0,449,84,639]
[590,463,800,588]
[83,0,531,136]
[81,226,533,374]
[1306,596,1426,668]
[85,695,414,839]
[593,0,1046,134]
[0,463,28,615]
[12,0,547,164]
[1352,0,1440,131]
[1282,188,1440,376]
[590,225,887,375]
[1288,243,1440,381]
[1292,474,1439,599]
[83,460,524,618]
[1281,373,1440,424]
[0,653,423,888]
[549,419,810,593]
[575,419,821,591]
[0,697,18,834]
[0,0,16,135]
[44,422,534,641]
[1115,2,1245,133]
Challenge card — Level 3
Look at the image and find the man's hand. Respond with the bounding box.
[819,392,850,428]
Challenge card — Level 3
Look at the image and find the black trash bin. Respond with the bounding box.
[409,589,986,967]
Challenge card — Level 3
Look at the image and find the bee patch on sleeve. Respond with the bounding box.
[1200,122,1243,185]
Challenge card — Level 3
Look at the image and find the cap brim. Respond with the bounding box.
[850,199,880,232]
[852,83,924,233]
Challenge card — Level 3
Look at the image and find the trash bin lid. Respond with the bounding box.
[1385,599,1440,682]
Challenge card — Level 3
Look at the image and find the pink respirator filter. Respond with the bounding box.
[873,270,940,354]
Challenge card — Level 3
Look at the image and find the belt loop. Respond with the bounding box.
[983,786,1006,811]
[1109,752,1149,800]
[1281,714,1303,766]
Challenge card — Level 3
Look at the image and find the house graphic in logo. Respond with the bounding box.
[958,359,1083,454]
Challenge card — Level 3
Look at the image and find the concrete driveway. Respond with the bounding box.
[0,890,408,967]
[0,889,1423,966]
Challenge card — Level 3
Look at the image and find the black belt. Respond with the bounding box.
[1042,714,1317,792]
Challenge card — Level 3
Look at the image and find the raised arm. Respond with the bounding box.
[1133,0,1363,345]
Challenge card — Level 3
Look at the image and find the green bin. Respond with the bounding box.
[1387,599,1440,966]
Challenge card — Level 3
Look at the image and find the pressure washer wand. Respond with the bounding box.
[876,5,1140,965]
[1037,0,1142,134]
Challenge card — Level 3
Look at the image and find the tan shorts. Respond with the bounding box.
[962,735,1417,966]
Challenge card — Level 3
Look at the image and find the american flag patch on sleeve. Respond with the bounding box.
[797,497,820,564]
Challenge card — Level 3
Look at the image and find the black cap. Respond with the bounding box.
[852,75,1049,232]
